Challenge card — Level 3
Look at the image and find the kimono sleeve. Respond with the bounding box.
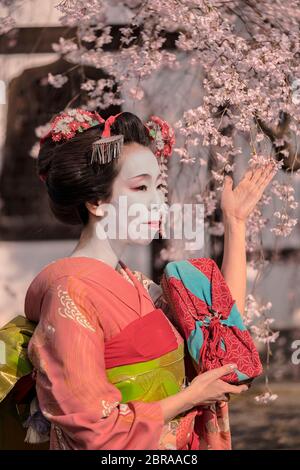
[28,276,165,450]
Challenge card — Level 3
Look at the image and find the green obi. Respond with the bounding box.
[0,316,35,403]
[0,316,186,404]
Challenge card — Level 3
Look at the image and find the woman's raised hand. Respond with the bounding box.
[220,161,277,223]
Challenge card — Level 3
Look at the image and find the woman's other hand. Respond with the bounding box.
[183,364,249,408]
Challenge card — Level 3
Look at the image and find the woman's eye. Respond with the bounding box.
[133,184,166,191]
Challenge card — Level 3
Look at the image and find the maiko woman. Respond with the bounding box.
[0,110,276,450]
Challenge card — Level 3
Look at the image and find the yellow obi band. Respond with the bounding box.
[106,342,185,403]
[0,315,186,407]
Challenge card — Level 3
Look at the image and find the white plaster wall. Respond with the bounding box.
[0,240,152,328]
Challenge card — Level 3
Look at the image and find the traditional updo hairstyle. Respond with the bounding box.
[37,112,152,226]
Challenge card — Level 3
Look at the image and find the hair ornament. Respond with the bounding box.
[39,108,104,145]
[91,113,124,165]
[144,115,175,159]
[144,115,175,203]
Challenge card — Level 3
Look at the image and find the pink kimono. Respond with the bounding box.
[24,256,231,450]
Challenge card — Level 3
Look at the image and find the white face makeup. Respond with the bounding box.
[98,142,166,245]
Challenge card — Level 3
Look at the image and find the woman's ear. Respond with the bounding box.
[85,200,105,217]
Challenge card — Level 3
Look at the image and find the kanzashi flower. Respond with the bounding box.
[145,115,175,158]
[40,108,104,145]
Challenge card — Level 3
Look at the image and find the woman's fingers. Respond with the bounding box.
[250,162,274,184]
[249,164,267,183]
[253,169,276,199]
[257,166,277,190]
[225,383,249,394]
[239,162,274,190]
[249,163,266,181]
[241,167,255,182]
[245,164,276,197]
[216,394,229,402]
[197,395,229,405]
[203,363,237,382]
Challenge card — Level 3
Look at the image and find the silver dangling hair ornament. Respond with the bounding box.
[91,134,124,165]
[90,112,124,165]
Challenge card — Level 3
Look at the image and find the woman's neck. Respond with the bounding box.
[69,219,127,270]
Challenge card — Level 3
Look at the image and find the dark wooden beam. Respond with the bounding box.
[0,26,76,54]
[0,25,180,54]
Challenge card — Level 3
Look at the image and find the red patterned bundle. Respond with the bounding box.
[160,258,263,384]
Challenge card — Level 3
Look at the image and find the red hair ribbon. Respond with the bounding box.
[101,112,123,138]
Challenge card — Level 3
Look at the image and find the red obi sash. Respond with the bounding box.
[104,308,179,369]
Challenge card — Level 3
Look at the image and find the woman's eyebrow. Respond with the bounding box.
[128,173,162,181]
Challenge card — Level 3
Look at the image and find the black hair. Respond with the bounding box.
[37,112,152,225]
